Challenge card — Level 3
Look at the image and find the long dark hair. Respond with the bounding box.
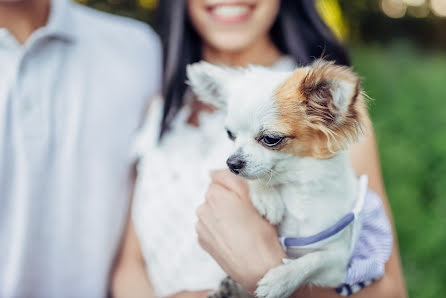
[158,0,350,138]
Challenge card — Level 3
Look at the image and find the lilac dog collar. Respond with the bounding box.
[279,175,368,249]
[281,213,355,247]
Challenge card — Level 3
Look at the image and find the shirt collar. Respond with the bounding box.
[0,0,76,48]
[44,0,77,43]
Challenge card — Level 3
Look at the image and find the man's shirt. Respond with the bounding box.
[0,1,161,297]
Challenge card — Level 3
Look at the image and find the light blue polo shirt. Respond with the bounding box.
[0,1,161,297]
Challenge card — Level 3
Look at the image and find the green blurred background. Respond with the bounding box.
[75,0,446,296]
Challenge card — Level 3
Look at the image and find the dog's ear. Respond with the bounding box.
[299,60,361,124]
[297,60,369,153]
[186,61,229,109]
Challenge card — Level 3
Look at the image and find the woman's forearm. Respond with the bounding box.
[110,218,155,298]
[348,127,407,298]
[285,239,406,298]
[111,259,155,298]
[290,269,406,298]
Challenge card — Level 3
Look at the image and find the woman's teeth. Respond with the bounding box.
[212,5,250,18]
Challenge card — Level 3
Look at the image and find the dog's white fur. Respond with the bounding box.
[187,61,363,298]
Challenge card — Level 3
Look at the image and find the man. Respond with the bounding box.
[0,0,161,297]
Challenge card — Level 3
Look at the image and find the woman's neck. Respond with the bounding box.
[0,0,50,44]
[202,35,283,67]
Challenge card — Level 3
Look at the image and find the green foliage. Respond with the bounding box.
[75,0,157,24]
[351,42,446,298]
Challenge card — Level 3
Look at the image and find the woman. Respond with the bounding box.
[111,0,407,297]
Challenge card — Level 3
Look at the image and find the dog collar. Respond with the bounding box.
[279,175,368,249]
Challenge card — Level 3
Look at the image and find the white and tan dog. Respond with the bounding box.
[187,60,370,298]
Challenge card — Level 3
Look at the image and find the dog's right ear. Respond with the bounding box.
[186,61,229,109]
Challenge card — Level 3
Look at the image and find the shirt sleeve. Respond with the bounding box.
[335,189,393,296]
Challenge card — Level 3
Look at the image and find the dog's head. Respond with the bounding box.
[187,60,369,179]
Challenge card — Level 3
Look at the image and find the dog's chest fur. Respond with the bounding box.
[268,151,357,241]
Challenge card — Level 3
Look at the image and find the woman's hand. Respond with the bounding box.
[195,169,286,294]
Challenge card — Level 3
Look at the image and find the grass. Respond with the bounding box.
[351,42,446,298]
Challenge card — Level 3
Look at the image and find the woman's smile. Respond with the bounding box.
[207,3,254,24]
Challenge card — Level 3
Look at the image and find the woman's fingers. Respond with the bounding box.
[195,202,216,250]
[196,183,232,249]
[210,169,250,201]
[204,182,230,207]
[195,220,212,251]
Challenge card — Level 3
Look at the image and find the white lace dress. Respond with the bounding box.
[132,96,236,296]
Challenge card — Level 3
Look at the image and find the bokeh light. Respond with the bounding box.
[138,0,157,10]
[381,0,446,18]
[381,0,408,18]
[430,0,446,16]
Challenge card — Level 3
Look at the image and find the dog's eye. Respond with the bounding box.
[261,135,284,147]
[226,129,235,141]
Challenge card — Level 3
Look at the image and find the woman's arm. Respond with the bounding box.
[111,163,155,298]
[111,219,156,298]
[347,128,407,298]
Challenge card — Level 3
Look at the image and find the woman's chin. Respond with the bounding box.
[204,35,258,54]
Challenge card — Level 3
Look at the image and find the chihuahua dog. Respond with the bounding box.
[187,60,370,298]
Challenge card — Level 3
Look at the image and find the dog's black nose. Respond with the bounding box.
[226,155,246,175]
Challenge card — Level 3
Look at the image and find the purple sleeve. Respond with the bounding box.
[336,189,393,296]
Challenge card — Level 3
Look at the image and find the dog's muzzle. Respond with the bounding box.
[226,155,246,175]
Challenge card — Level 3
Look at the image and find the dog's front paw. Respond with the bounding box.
[255,264,300,298]
[250,190,284,225]
[250,192,268,218]
[263,201,285,225]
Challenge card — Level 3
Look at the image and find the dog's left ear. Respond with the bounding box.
[299,60,361,123]
[297,59,369,150]
[186,61,229,109]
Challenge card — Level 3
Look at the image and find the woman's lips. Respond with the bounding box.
[208,4,254,24]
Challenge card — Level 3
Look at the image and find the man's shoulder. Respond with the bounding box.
[65,3,162,109]
[68,2,162,91]
[70,2,160,53]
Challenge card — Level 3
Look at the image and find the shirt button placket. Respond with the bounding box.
[16,52,40,140]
